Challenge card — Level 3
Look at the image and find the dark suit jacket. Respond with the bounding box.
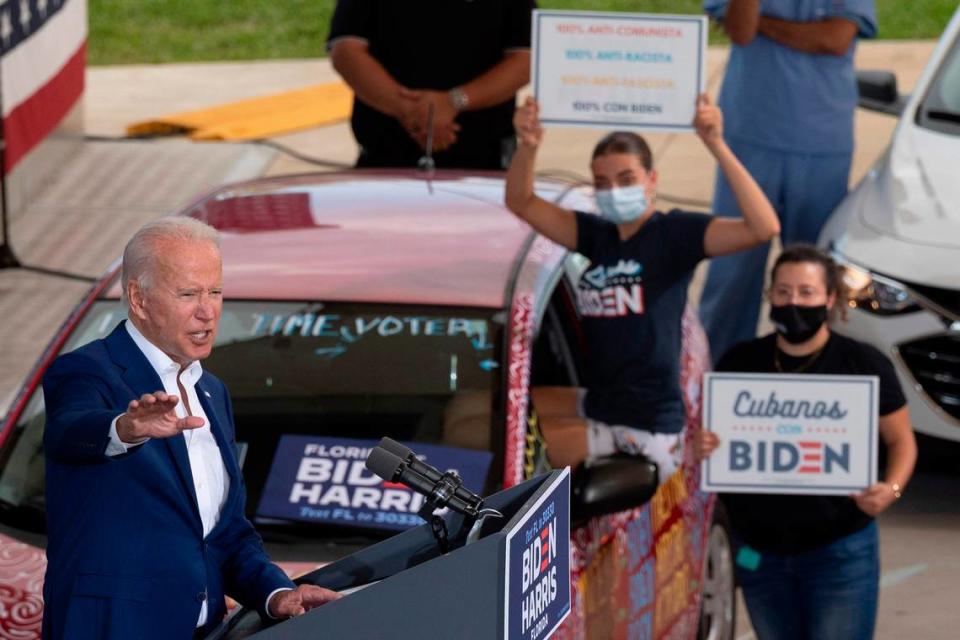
[41,322,293,640]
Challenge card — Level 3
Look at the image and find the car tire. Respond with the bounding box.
[697,500,736,640]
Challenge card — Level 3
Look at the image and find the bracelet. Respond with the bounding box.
[890,482,902,499]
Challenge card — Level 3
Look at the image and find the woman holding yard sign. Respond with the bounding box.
[696,244,917,640]
[504,93,779,482]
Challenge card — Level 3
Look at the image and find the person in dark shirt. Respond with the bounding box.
[695,244,917,640]
[327,0,534,170]
[504,95,780,482]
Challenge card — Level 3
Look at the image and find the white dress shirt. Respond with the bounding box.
[107,321,230,627]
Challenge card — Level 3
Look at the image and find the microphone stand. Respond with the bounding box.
[415,469,504,553]
[416,470,464,554]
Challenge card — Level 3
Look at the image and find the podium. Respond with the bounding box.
[222,469,571,640]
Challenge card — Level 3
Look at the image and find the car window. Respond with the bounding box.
[917,32,960,135]
[0,300,505,548]
[530,280,584,388]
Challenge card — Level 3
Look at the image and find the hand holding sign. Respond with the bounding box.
[692,427,720,463]
[513,97,544,149]
[693,93,723,149]
[853,482,899,517]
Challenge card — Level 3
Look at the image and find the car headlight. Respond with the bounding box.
[838,261,920,316]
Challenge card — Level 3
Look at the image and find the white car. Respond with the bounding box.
[820,7,960,442]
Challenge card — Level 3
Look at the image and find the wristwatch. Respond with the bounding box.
[449,87,469,112]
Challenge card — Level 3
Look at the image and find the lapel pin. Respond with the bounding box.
[203,390,212,398]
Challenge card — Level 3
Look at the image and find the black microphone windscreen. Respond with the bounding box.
[365,447,403,482]
[378,437,413,460]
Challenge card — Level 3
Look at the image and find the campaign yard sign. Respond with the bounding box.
[702,373,879,495]
[504,469,571,640]
[256,435,492,531]
[532,10,707,131]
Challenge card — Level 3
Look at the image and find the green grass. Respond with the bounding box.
[88,0,334,65]
[88,0,957,66]
[875,0,957,40]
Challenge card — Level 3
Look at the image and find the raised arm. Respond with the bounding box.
[694,94,780,257]
[504,98,578,250]
[757,16,858,56]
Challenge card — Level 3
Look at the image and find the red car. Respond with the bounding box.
[0,170,735,639]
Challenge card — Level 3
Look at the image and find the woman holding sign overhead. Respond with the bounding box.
[695,244,917,640]
[504,94,779,482]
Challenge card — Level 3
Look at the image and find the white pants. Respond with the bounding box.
[577,390,683,483]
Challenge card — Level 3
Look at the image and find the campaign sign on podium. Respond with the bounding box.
[702,373,879,495]
[532,10,707,131]
[504,467,571,640]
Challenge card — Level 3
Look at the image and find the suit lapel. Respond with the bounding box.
[105,322,203,532]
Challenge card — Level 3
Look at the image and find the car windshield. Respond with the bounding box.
[0,300,504,557]
[918,31,960,135]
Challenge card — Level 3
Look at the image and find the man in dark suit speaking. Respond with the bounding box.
[41,217,340,639]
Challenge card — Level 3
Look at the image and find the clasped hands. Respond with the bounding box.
[395,87,461,153]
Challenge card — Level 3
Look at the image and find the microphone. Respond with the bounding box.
[366,448,438,498]
[377,438,487,512]
[365,444,483,518]
[377,437,442,480]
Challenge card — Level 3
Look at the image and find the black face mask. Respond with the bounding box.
[769,304,828,344]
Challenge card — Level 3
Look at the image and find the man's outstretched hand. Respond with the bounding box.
[115,392,204,443]
[268,584,342,619]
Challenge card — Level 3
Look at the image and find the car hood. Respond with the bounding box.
[858,124,960,249]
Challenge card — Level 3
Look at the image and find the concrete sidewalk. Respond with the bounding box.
[82,41,937,193]
[0,40,947,639]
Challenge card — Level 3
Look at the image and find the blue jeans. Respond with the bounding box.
[736,521,879,640]
[699,139,851,363]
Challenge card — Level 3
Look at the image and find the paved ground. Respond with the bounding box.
[1,41,954,639]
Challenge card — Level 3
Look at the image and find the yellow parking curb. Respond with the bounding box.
[126,82,353,140]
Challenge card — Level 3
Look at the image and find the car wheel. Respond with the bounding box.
[697,501,736,640]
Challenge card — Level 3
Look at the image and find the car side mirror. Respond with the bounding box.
[857,70,906,116]
[571,454,659,524]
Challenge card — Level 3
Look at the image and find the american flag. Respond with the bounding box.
[0,0,86,174]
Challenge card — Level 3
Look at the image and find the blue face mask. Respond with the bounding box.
[595,185,649,224]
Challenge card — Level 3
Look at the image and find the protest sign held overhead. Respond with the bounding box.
[532,10,707,132]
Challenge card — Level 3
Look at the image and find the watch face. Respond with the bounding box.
[450,88,469,111]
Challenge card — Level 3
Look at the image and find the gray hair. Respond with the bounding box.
[121,216,220,302]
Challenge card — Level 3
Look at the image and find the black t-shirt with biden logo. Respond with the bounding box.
[574,209,711,433]
[716,332,907,554]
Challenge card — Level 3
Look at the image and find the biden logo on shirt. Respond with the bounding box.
[577,259,645,317]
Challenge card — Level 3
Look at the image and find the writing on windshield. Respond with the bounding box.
[250,312,494,360]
